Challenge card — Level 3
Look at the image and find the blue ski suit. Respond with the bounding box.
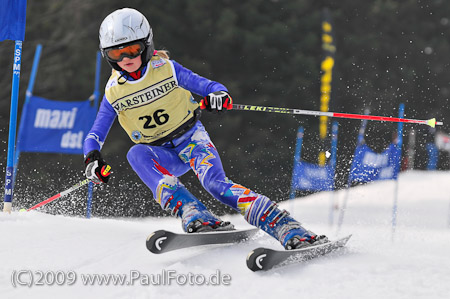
[83,57,268,216]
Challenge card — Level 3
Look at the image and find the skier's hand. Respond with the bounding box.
[200,91,232,113]
[84,150,112,184]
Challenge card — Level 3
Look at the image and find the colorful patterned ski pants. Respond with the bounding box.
[127,121,268,215]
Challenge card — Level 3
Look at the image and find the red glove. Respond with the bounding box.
[200,91,233,113]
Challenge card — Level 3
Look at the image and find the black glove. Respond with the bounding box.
[200,91,233,113]
[84,150,111,184]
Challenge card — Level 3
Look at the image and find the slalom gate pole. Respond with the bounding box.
[3,41,24,213]
[26,179,90,211]
[232,104,443,128]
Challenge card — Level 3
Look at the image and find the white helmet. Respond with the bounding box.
[99,8,154,71]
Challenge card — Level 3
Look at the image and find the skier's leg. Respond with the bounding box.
[126,143,189,194]
[237,192,328,249]
[127,144,232,232]
[178,123,328,249]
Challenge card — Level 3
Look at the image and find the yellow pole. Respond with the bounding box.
[318,9,336,165]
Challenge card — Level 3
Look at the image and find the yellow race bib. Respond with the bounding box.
[105,57,199,144]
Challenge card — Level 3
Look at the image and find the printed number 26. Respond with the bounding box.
[139,109,169,129]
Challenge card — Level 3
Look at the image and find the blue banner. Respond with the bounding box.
[349,143,401,183]
[290,122,338,196]
[0,0,27,41]
[426,143,438,170]
[18,96,96,154]
[292,161,335,191]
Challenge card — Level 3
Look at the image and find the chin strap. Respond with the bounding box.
[117,72,128,85]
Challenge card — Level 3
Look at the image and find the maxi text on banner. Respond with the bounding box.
[0,0,27,41]
[18,96,97,154]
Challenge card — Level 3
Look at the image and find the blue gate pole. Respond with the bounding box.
[392,103,405,240]
[290,127,304,200]
[86,183,94,219]
[328,122,338,226]
[336,111,369,235]
[330,122,338,177]
[14,44,42,183]
[86,51,102,218]
[3,41,24,213]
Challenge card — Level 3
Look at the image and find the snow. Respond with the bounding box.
[1,170,450,299]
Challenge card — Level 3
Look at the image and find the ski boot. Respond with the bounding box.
[240,195,328,250]
[164,186,234,233]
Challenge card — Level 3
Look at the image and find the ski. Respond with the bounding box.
[246,234,352,272]
[146,228,260,254]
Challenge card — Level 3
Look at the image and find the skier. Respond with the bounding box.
[83,8,328,250]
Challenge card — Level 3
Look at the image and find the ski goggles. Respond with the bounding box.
[104,41,145,62]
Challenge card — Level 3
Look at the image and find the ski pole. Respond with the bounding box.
[25,179,90,211]
[232,104,443,128]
